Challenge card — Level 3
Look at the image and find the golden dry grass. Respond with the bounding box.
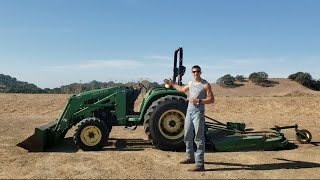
[0,78,319,179]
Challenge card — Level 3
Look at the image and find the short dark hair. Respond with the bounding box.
[192,65,201,71]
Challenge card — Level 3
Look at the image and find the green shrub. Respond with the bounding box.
[288,72,304,80]
[288,72,320,91]
[257,72,268,79]
[295,73,312,87]
[216,74,235,88]
[248,72,259,81]
[235,75,246,82]
[249,71,268,85]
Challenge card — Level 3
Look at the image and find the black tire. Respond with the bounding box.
[296,129,312,144]
[144,95,187,151]
[73,118,110,151]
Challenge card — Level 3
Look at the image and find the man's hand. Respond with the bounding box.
[164,78,174,86]
[189,97,200,105]
[164,79,190,92]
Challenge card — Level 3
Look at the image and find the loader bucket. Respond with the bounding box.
[17,120,57,152]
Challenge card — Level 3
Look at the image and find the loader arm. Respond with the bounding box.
[18,86,128,152]
[55,86,127,132]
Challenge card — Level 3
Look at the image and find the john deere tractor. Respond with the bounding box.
[19,47,188,152]
[18,47,313,152]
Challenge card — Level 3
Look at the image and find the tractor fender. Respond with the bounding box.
[138,88,187,124]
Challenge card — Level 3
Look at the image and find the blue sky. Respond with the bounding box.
[0,0,319,89]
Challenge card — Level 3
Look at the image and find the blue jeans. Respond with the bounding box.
[184,110,205,166]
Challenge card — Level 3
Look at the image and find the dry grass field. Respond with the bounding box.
[0,78,319,179]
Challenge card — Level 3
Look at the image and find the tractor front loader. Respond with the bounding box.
[18,47,188,152]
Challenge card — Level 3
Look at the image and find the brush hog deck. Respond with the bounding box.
[204,116,312,152]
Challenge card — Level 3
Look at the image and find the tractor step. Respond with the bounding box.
[126,115,140,122]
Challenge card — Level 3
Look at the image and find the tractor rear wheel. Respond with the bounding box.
[73,118,110,151]
[144,95,187,151]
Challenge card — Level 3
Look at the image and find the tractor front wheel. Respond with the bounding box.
[144,95,187,151]
[73,118,110,151]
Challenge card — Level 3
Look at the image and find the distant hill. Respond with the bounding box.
[0,74,159,94]
[212,78,320,97]
[0,74,44,93]
[1,73,320,96]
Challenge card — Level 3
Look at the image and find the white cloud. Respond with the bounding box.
[21,54,320,88]
[218,56,289,67]
[143,55,171,61]
[41,59,144,71]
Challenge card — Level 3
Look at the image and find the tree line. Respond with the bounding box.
[2,72,319,94]
[0,74,159,94]
[216,71,320,91]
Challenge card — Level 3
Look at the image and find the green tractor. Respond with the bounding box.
[18,47,313,152]
[18,47,188,152]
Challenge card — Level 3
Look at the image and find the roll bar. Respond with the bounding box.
[173,47,186,86]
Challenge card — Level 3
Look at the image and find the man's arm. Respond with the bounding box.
[200,83,214,104]
[164,79,190,92]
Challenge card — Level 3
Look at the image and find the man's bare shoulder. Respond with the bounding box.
[203,81,213,90]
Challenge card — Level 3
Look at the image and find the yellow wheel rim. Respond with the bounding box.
[158,109,185,140]
[80,125,102,146]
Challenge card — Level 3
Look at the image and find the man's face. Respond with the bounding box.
[192,68,201,78]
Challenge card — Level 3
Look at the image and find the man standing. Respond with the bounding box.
[164,65,215,171]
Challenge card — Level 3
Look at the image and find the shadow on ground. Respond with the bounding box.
[45,137,154,153]
[102,138,153,151]
[310,142,320,146]
[204,158,320,171]
[205,142,299,153]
